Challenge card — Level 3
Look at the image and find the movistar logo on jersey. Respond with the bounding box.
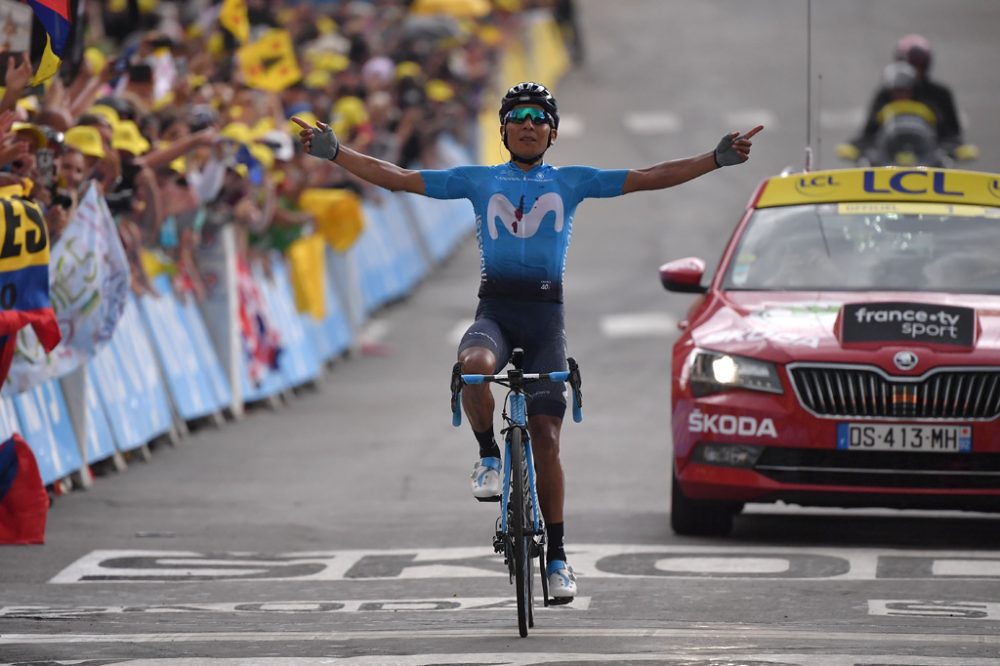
[486,193,564,240]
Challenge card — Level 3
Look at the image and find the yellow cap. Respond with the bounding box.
[221,122,252,145]
[410,0,492,17]
[88,104,120,128]
[309,52,350,74]
[250,117,275,139]
[395,61,422,80]
[84,47,107,75]
[112,120,152,155]
[208,31,225,56]
[11,122,47,149]
[425,79,454,103]
[304,70,332,89]
[477,25,503,47]
[169,156,186,173]
[64,126,106,159]
[316,16,338,35]
[332,96,368,124]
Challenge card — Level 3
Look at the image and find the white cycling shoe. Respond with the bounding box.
[470,456,501,502]
[546,559,577,602]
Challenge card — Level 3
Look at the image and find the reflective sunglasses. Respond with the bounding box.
[505,107,550,126]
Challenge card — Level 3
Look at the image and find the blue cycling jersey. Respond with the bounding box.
[421,161,628,302]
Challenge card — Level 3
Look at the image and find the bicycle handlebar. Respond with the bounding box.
[450,359,583,426]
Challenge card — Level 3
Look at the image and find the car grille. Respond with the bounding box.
[789,365,1000,420]
[755,448,1000,489]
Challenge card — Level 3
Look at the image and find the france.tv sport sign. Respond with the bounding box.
[842,302,975,347]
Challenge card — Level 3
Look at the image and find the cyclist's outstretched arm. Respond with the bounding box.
[622,125,763,194]
[291,117,426,194]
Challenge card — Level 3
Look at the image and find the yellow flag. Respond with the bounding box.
[286,235,326,320]
[298,189,365,252]
[220,0,250,44]
[30,36,62,86]
[237,29,302,93]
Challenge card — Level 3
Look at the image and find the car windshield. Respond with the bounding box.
[723,202,1000,293]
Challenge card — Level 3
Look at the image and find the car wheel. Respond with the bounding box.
[670,468,739,537]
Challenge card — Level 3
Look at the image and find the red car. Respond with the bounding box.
[662,166,1000,535]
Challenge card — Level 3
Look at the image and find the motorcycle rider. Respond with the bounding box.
[837,34,977,165]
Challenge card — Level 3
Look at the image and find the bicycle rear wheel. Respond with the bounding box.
[509,426,533,637]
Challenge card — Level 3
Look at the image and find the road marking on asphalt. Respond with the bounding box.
[725,108,777,131]
[49,545,1000,583]
[623,112,681,134]
[820,107,865,130]
[870,599,1000,621]
[3,627,999,648]
[600,312,678,338]
[0,597,591,618]
[931,559,1000,577]
[3,657,1000,666]
[556,113,584,137]
[655,556,790,574]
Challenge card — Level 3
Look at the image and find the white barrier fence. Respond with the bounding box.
[6,148,477,489]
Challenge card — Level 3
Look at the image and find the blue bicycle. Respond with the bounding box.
[450,348,583,637]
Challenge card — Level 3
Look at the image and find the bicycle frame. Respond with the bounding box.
[450,354,583,636]
[498,388,541,538]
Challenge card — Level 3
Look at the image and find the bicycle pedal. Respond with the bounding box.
[475,494,501,503]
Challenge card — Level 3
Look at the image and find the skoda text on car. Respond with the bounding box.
[661,167,1000,536]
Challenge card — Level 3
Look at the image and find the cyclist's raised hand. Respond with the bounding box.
[714,125,764,167]
[291,116,340,161]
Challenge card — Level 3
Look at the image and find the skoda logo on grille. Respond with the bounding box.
[893,350,919,371]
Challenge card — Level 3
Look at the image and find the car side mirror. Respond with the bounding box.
[659,257,707,294]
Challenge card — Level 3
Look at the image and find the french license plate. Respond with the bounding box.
[836,424,971,453]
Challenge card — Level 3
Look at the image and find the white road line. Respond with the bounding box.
[49,545,1000,583]
[3,657,1000,666]
[358,319,391,346]
[623,112,681,134]
[820,107,865,130]
[447,319,474,345]
[0,597,592,618]
[556,113,584,138]
[932,559,1000,577]
[2,627,999,647]
[725,108,777,131]
[600,312,678,338]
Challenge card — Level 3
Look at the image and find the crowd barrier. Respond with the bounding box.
[4,12,571,497]
[6,137,479,492]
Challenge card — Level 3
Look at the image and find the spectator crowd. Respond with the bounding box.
[0,0,573,316]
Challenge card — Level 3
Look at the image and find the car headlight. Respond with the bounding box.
[689,350,783,397]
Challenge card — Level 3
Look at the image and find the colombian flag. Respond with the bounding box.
[27,0,71,58]
[0,434,48,544]
[0,185,60,387]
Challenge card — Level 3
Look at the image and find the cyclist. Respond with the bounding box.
[293,82,761,602]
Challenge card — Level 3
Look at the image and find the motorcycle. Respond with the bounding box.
[836,99,979,168]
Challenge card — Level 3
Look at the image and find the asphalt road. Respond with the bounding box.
[2,1,1000,664]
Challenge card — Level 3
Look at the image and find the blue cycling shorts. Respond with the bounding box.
[458,298,568,419]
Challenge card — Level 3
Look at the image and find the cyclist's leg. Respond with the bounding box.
[521,303,576,599]
[457,314,510,432]
[521,301,568,527]
[458,307,511,500]
[526,414,563,525]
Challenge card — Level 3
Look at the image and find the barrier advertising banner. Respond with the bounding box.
[4,183,129,394]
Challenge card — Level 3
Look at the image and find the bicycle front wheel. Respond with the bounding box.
[509,425,533,637]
